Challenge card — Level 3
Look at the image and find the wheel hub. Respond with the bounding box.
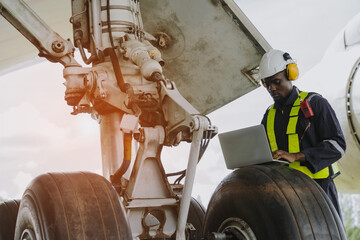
[218,217,256,240]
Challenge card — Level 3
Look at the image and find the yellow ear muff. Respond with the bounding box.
[286,63,299,81]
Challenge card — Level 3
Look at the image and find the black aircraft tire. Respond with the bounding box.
[0,199,20,240]
[187,197,206,240]
[202,164,346,240]
[14,172,132,240]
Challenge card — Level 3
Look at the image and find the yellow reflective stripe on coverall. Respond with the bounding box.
[267,105,278,152]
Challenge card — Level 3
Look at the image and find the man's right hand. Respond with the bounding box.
[272,150,306,163]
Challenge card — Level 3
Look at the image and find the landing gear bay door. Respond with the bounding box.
[141,0,271,114]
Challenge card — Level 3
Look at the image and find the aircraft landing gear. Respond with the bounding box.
[202,164,346,240]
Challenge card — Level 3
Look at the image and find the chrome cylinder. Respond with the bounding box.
[100,0,144,49]
[100,111,124,180]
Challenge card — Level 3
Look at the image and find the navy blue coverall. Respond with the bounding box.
[261,86,346,218]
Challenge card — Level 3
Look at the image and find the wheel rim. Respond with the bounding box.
[20,229,36,240]
[218,217,256,240]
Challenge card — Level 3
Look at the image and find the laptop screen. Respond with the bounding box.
[218,125,282,169]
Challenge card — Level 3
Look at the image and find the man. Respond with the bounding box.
[259,49,346,218]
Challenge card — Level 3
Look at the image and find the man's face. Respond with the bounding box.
[263,70,293,101]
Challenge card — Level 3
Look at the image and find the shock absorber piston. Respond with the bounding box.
[100,0,144,49]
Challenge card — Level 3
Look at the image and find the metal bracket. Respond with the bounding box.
[185,223,196,240]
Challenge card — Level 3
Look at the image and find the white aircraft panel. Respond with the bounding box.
[140,0,271,114]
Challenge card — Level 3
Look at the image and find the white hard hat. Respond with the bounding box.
[258,49,296,79]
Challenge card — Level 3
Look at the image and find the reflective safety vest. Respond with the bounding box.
[266,91,340,179]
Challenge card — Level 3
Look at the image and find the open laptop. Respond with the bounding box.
[218,124,289,169]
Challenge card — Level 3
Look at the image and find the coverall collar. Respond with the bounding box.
[273,86,298,109]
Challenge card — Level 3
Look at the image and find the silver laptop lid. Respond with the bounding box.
[218,125,275,169]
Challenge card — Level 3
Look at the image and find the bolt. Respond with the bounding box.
[159,36,166,47]
[52,40,65,53]
[155,32,171,49]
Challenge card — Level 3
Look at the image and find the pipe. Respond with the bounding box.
[76,39,96,64]
[110,133,132,188]
[176,116,208,240]
[106,0,115,48]
[104,47,127,92]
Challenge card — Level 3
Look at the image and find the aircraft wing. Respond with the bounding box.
[0,0,271,114]
[141,0,271,114]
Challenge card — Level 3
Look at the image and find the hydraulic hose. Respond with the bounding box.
[76,39,97,64]
[106,0,115,49]
[104,0,127,93]
[104,47,127,92]
[110,133,132,187]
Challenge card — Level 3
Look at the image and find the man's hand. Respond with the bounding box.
[272,150,306,163]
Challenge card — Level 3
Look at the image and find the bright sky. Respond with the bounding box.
[0,0,360,206]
